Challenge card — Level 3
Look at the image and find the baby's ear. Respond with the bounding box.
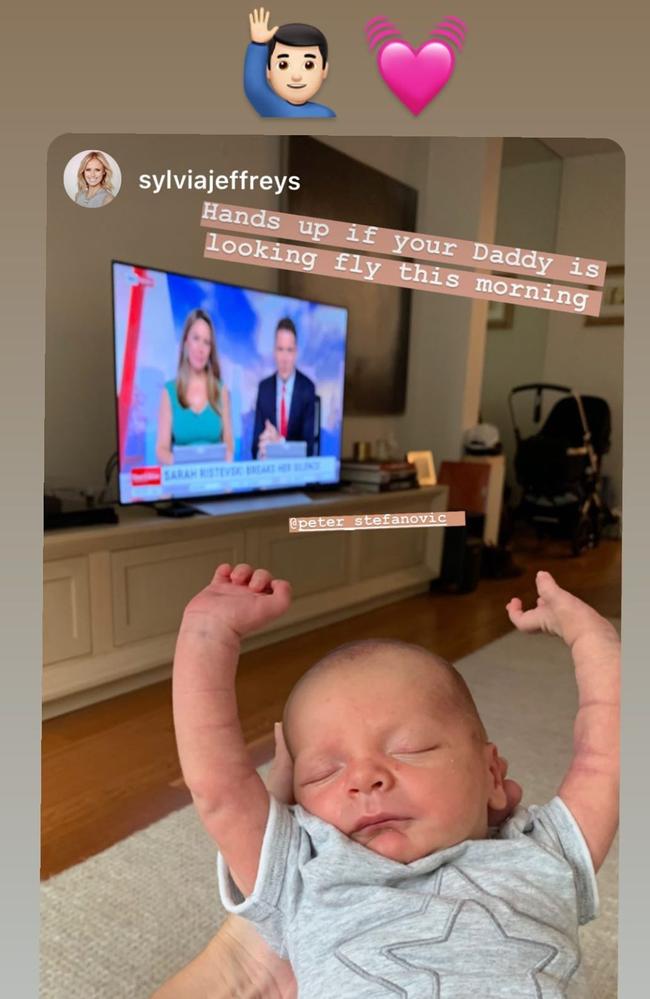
[484,743,508,811]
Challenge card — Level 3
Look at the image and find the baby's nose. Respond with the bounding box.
[347,763,393,795]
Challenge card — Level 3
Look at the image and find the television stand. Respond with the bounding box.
[43,484,448,717]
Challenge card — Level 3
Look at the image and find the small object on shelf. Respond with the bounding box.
[406,451,437,486]
[340,478,419,494]
[340,459,417,486]
[352,441,373,461]
[340,457,418,491]
[374,439,390,462]
[341,459,415,470]
[463,423,502,456]
[44,496,118,530]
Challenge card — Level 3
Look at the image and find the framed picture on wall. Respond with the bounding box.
[407,451,436,486]
[487,301,515,329]
[585,264,624,325]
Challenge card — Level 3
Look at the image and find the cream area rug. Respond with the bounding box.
[40,626,619,998]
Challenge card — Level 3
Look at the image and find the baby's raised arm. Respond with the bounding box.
[507,571,619,871]
[173,563,292,895]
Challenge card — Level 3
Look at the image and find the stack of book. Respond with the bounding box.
[339,459,419,493]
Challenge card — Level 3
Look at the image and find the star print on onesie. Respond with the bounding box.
[218,796,598,998]
[336,865,579,998]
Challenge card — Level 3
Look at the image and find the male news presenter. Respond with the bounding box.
[252,317,316,459]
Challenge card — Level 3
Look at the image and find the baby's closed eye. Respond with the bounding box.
[298,765,341,787]
[391,744,441,758]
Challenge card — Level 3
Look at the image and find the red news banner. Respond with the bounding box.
[200,203,606,317]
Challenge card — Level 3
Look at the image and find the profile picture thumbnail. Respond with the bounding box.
[63,149,122,208]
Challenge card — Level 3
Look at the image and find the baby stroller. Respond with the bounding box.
[508,383,612,555]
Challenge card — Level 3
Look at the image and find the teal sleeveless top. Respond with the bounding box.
[165,379,224,445]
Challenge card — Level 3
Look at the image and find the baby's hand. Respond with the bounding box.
[506,570,611,649]
[183,563,292,641]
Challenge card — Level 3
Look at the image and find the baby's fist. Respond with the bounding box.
[184,563,292,639]
[506,570,607,648]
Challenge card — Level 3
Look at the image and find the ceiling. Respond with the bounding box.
[501,137,621,168]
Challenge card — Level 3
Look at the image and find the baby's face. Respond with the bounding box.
[289,650,505,864]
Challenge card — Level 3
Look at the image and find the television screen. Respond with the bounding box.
[112,262,348,505]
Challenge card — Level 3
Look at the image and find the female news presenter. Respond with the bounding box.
[156,309,234,465]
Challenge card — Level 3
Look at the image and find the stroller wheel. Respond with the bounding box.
[571,514,596,556]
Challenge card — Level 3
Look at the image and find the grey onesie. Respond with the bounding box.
[218,795,598,997]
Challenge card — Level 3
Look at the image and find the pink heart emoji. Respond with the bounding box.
[378,40,455,115]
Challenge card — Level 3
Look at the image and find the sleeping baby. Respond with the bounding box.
[173,564,619,998]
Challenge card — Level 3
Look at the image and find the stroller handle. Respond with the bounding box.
[509,382,572,396]
[509,383,582,443]
[508,384,596,472]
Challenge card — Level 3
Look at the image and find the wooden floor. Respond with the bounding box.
[41,532,621,880]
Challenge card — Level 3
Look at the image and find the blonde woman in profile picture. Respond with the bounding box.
[75,150,115,207]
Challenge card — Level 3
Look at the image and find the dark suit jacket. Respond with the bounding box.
[252,369,316,458]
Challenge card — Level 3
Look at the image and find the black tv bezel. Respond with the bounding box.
[110,259,349,508]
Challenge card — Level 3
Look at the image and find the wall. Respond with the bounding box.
[480,147,624,511]
[400,138,502,465]
[480,153,563,485]
[543,152,625,509]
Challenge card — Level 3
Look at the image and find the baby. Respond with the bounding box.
[173,563,619,998]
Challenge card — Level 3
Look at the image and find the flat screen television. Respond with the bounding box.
[112,262,348,506]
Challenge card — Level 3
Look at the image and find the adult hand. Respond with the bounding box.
[215,723,297,999]
[267,722,295,803]
[257,419,281,460]
[150,723,298,999]
[488,756,522,826]
[260,419,281,443]
[249,7,279,45]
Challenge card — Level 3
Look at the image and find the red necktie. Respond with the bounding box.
[280,384,288,438]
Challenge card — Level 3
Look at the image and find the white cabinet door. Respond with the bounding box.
[43,557,92,665]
